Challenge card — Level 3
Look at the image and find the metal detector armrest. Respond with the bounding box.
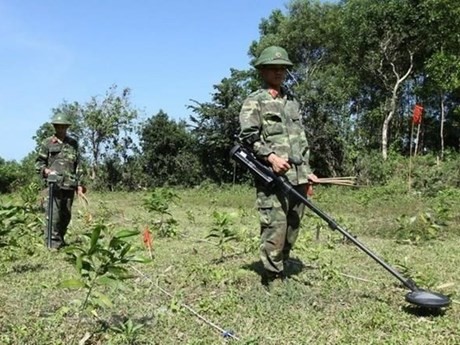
[47,172,59,184]
[230,145,276,187]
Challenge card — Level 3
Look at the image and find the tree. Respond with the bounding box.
[31,86,139,189]
[188,69,253,183]
[424,53,460,158]
[140,110,200,186]
[81,85,138,181]
[338,0,423,159]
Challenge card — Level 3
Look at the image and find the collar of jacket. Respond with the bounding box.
[51,135,69,144]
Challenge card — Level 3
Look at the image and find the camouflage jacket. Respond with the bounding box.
[238,87,312,185]
[35,135,83,190]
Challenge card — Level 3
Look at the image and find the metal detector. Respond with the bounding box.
[46,172,58,248]
[230,145,451,309]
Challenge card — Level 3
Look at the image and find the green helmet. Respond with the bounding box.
[254,46,293,68]
[51,113,72,126]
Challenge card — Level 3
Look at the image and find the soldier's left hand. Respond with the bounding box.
[77,185,86,197]
[307,173,320,183]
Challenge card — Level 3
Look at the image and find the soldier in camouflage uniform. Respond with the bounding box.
[238,46,319,284]
[35,113,85,249]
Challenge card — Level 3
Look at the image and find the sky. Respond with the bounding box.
[0,0,290,161]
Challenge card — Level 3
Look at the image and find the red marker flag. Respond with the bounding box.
[142,226,153,258]
[412,104,423,125]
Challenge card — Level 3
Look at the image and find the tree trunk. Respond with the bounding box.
[381,102,394,161]
[381,53,413,160]
[440,94,445,160]
[91,137,99,180]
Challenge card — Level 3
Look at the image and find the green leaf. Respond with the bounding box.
[108,237,124,249]
[107,266,128,276]
[58,279,86,289]
[76,254,83,273]
[93,292,113,308]
[88,225,103,254]
[127,255,151,263]
[114,229,139,239]
[205,233,220,239]
[62,246,86,254]
[119,243,132,257]
[96,276,119,288]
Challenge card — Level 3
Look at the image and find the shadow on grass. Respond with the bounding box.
[242,257,306,279]
[97,314,155,331]
[9,263,45,274]
[402,305,448,317]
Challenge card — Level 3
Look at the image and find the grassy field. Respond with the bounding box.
[0,183,459,344]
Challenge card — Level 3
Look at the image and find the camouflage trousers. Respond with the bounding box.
[43,187,75,247]
[256,183,306,274]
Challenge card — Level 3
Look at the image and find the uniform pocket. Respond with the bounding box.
[48,144,62,155]
[263,113,284,136]
[256,194,274,227]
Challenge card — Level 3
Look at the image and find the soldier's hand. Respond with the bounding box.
[77,185,86,196]
[307,173,320,183]
[44,168,55,177]
[267,153,291,175]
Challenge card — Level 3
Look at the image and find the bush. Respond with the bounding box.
[0,159,23,194]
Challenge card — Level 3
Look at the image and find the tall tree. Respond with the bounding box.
[80,85,138,180]
[188,69,253,183]
[140,110,200,186]
[338,0,421,159]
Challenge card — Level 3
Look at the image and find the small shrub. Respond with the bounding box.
[143,188,179,238]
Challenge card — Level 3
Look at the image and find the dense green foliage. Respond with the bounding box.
[1,0,460,192]
[1,185,459,344]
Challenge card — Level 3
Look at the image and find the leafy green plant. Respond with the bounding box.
[394,211,445,244]
[319,259,342,283]
[205,211,238,261]
[19,182,42,212]
[61,222,148,309]
[95,200,116,220]
[143,188,179,237]
[394,258,437,288]
[241,229,259,254]
[185,210,196,225]
[60,221,149,343]
[0,204,20,249]
[0,203,42,259]
[432,189,458,223]
[110,318,145,345]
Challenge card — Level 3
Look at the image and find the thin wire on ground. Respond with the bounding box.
[130,265,241,342]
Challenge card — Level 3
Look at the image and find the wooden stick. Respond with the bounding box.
[318,179,355,183]
[409,120,414,192]
[414,122,421,157]
[317,180,355,185]
[318,176,357,180]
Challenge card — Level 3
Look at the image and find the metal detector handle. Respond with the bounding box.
[287,156,303,166]
[46,172,58,248]
[230,145,275,187]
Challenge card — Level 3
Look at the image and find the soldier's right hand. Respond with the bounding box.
[44,168,56,177]
[267,153,291,175]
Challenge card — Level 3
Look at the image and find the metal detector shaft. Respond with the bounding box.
[230,145,419,292]
[46,183,54,248]
[280,182,418,291]
[46,173,58,248]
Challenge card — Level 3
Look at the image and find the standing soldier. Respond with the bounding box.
[35,113,85,249]
[238,46,318,286]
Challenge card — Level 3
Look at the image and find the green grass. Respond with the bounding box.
[1,184,459,344]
